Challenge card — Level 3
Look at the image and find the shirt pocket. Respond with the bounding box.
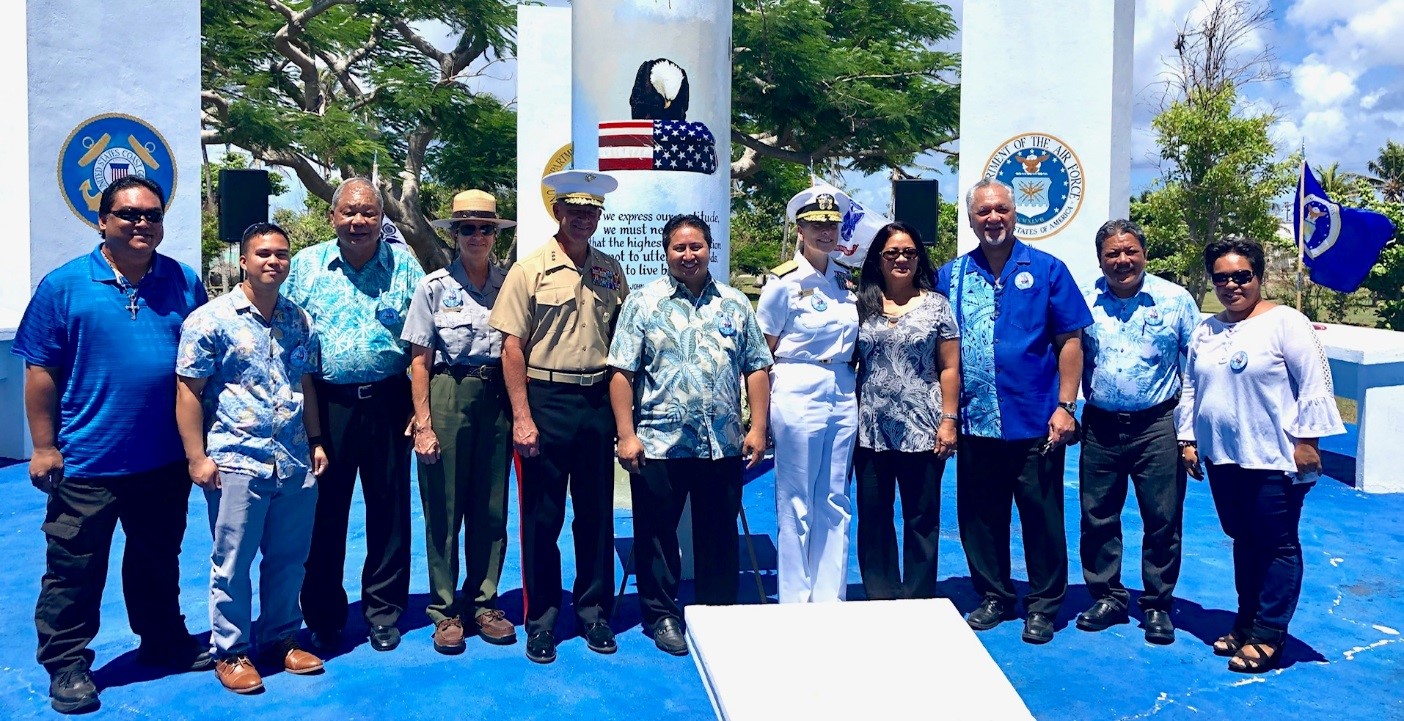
[432,312,476,361]
[1005,283,1049,333]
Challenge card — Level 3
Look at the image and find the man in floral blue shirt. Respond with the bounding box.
[607,214,772,656]
[176,223,328,694]
[283,178,425,653]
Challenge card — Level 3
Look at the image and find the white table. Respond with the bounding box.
[1317,322,1404,493]
[685,598,1033,721]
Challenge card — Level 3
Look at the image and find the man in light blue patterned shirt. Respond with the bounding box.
[282,178,425,654]
[1075,219,1199,646]
[176,224,328,692]
[607,214,772,656]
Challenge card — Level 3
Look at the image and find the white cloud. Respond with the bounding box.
[1291,58,1358,107]
[1285,0,1383,27]
[1361,89,1385,109]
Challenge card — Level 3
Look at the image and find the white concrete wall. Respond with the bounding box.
[957,0,1134,288]
[515,5,573,260]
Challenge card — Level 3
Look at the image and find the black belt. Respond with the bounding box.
[1083,397,1178,424]
[319,375,408,403]
[433,363,502,380]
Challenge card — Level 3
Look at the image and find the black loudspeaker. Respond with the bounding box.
[892,178,940,248]
[218,169,271,242]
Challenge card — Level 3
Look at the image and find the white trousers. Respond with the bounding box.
[770,361,857,603]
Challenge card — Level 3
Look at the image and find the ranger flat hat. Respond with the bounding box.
[543,170,618,209]
[429,189,518,229]
[787,185,852,223]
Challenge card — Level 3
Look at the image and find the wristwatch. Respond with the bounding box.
[1057,401,1077,416]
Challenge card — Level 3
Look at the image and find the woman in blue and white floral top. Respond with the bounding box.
[853,222,961,600]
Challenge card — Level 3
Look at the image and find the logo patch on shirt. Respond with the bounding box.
[810,294,828,312]
[590,266,621,290]
[1014,271,1034,290]
[442,289,464,309]
[1144,308,1163,326]
[718,314,737,337]
[377,307,401,327]
[1229,351,1248,372]
[291,345,309,366]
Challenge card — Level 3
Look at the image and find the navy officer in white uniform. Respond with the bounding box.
[756,186,860,603]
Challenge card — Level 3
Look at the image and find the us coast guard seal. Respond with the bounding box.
[58,114,177,228]
[984,132,1084,240]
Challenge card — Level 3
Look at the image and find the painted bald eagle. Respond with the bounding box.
[630,58,690,121]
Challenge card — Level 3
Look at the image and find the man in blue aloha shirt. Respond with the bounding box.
[936,179,1092,645]
[176,223,329,693]
[1075,219,1199,645]
[607,214,772,656]
[283,178,425,654]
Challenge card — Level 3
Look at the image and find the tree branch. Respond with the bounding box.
[731,129,812,166]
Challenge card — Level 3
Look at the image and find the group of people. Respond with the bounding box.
[15,169,1342,714]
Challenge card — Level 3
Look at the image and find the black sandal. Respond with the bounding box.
[1228,640,1282,674]
[1212,629,1248,657]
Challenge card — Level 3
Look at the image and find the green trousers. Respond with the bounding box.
[419,371,512,623]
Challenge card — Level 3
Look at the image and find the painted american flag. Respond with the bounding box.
[598,120,718,174]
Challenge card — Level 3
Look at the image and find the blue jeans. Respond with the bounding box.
[205,471,318,656]
[1206,464,1310,644]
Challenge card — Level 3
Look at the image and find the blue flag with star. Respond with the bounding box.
[1296,161,1396,293]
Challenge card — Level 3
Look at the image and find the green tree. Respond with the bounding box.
[198,152,290,277]
[730,0,960,182]
[1366,139,1404,203]
[1356,187,1404,329]
[201,0,517,271]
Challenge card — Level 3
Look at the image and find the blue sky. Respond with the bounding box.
[272,1,1403,216]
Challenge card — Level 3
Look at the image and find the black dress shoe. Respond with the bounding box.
[583,621,617,654]
[135,634,215,672]
[1022,613,1055,645]
[1075,599,1129,632]
[1144,609,1176,645]
[49,668,100,715]
[310,628,342,654]
[652,617,688,656]
[526,630,557,664]
[965,598,1015,631]
[369,624,401,652]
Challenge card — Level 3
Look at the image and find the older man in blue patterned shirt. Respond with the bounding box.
[1075,219,1199,645]
[176,223,329,693]
[284,178,426,653]
[608,214,772,656]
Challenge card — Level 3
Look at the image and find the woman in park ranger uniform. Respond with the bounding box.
[756,186,861,604]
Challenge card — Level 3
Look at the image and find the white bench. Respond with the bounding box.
[1317,322,1404,494]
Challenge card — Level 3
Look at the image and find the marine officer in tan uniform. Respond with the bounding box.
[488,170,629,664]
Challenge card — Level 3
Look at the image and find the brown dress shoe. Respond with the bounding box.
[271,637,324,675]
[215,655,263,694]
[433,616,466,655]
[475,609,517,645]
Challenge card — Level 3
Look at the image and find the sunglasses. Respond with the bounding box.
[880,248,920,261]
[110,208,165,224]
[1211,270,1256,286]
[454,223,498,236]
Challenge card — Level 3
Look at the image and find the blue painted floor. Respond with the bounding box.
[0,422,1401,720]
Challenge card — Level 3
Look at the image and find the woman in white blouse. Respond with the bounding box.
[1177,238,1344,674]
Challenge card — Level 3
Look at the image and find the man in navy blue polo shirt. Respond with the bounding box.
[13,176,211,714]
[936,178,1092,645]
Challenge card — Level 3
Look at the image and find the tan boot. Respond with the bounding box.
[270,636,324,675]
[214,655,263,694]
[475,609,518,645]
[433,616,466,655]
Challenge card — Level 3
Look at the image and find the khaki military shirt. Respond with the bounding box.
[489,239,629,372]
[401,257,507,367]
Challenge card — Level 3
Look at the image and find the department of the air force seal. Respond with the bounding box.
[1299,193,1341,259]
[984,132,1084,240]
[58,114,177,229]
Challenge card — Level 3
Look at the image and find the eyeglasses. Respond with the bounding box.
[110,208,165,224]
[880,248,920,261]
[454,223,498,236]
[1211,270,1256,286]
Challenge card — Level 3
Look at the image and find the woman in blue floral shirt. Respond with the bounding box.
[854,222,960,600]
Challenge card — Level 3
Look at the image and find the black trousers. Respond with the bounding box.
[630,457,744,628]
[1078,404,1186,612]
[855,448,945,600]
[35,460,193,674]
[956,436,1067,617]
[1207,464,1309,644]
[302,377,413,631]
[517,381,616,636]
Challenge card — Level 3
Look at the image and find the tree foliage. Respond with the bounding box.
[1366,139,1404,203]
[730,0,959,181]
[202,0,517,271]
